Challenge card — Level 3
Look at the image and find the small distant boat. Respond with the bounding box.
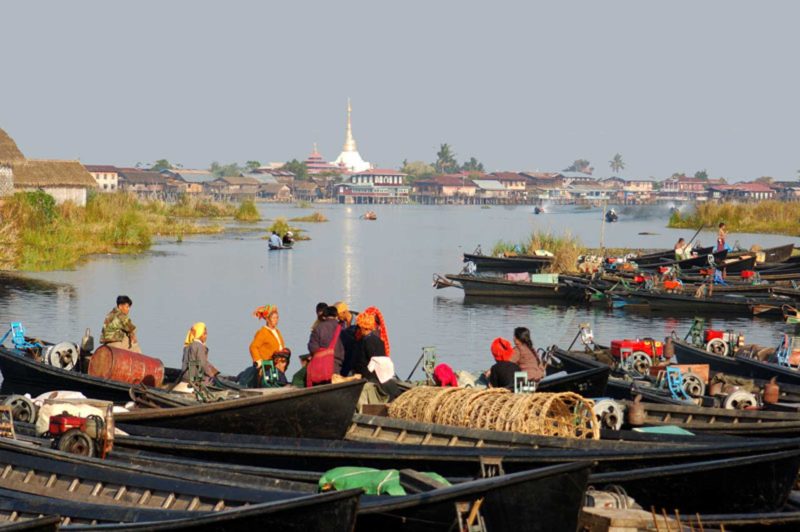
[268,243,292,251]
[605,209,618,223]
[534,206,545,215]
[361,211,377,221]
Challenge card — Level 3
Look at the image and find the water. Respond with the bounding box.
[0,204,795,379]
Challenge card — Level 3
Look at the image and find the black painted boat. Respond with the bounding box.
[116,380,365,439]
[591,449,800,514]
[616,290,787,316]
[114,423,800,476]
[462,253,553,273]
[0,515,60,532]
[537,365,610,396]
[634,246,714,266]
[638,249,728,271]
[444,274,580,299]
[735,356,800,386]
[672,338,746,374]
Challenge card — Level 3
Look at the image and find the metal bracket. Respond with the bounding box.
[422,347,437,385]
[665,367,690,400]
[454,499,487,532]
[686,317,705,346]
[479,456,505,478]
[513,371,535,394]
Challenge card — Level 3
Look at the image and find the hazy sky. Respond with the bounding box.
[1,1,798,181]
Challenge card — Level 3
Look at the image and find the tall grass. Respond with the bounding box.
[234,199,261,222]
[0,191,224,271]
[491,230,583,273]
[669,201,800,235]
[290,211,328,222]
[266,217,309,241]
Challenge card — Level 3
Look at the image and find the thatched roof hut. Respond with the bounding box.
[0,128,25,162]
[11,160,97,188]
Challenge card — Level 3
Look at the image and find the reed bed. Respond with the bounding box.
[265,217,309,240]
[290,211,328,222]
[0,191,224,271]
[669,200,800,236]
[388,386,599,439]
[491,230,583,273]
[234,199,261,222]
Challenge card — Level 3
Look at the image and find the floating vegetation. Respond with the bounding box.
[290,211,328,223]
[234,199,261,222]
[669,201,800,236]
[491,230,583,273]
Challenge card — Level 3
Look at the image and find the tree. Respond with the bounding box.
[694,169,709,180]
[245,161,262,171]
[150,159,173,171]
[461,157,485,173]
[400,160,435,181]
[281,159,308,181]
[434,143,459,174]
[755,176,774,185]
[209,161,244,178]
[608,154,625,174]
[563,159,592,174]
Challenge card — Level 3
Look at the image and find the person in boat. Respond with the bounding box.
[268,231,283,249]
[674,237,690,260]
[181,322,219,384]
[307,305,345,382]
[717,222,729,252]
[249,304,290,365]
[433,363,459,387]
[291,353,311,387]
[334,301,358,376]
[311,301,328,331]
[100,295,141,353]
[352,308,401,399]
[510,327,545,383]
[271,351,290,386]
[486,337,522,390]
[282,231,294,247]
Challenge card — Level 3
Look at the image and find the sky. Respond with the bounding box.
[1,0,798,181]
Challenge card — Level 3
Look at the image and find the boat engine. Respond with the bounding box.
[610,339,664,374]
[722,390,758,410]
[47,412,108,458]
[592,399,625,431]
[42,342,80,371]
[704,329,745,357]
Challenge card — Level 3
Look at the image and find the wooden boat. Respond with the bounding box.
[605,209,618,223]
[634,246,714,266]
[638,249,728,271]
[735,356,800,386]
[672,338,747,375]
[680,510,800,531]
[268,244,292,251]
[462,253,553,273]
[537,365,610,396]
[748,243,796,264]
[114,422,800,476]
[443,274,581,300]
[0,516,60,531]
[619,399,800,437]
[615,290,787,316]
[590,449,800,514]
[116,380,365,439]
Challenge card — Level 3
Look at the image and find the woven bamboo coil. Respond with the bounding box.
[388,386,599,440]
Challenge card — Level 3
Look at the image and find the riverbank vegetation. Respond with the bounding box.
[266,217,309,240]
[290,211,328,222]
[234,199,260,222]
[669,201,800,236]
[491,230,583,273]
[0,191,230,271]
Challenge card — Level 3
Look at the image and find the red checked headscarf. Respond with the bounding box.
[356,306,391,357]
[491,337,514,362]
[253,305,277,321]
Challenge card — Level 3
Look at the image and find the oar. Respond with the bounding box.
[686,224,705,247]
[406,351,425,381]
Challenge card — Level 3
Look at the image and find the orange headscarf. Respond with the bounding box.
[491,337,514,362]
[356,306,391,357]
[253,305,277,321]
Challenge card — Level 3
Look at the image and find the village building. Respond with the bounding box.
[0,128,96,205]
[292,181,321,202]
[304,144,344,175]
[599,176,627,189]
[412,174,478,204]
[118,169,170,198]
[335,168,410,204]
[708,182,776,201]
[472,180,510,203]
[332,99,371,173]
[84,165,120,192]
[770,181,800,200]
[206,176,260,200]
[259,183,292,202]
[660,175,708,199]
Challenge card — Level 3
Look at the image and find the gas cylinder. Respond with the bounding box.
[88,345,165,387]
[627,395,645,426]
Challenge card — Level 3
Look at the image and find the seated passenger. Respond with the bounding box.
[486,337,522,390]
[181,322,219,384]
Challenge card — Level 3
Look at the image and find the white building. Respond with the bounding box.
[332,99,372,173]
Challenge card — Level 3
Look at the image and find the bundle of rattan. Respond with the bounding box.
[388,386,599,440]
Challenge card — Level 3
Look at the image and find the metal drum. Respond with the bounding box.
[88,346,165,387]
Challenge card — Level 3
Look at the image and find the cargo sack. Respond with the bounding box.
[318,467,450,496]
[236,366,258,388]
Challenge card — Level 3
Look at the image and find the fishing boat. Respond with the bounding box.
[605,209,618,223]
[671,338,747,375]
[633,246,714,266]
[537,365,610,396]
[114,422,800,476]
[461,253,554,273]
[0,515,60,531]
[116,380,365,439]
[637,249,728,271]
[533,206,544,215]
[614,290,787,316]
[441,274,579,300]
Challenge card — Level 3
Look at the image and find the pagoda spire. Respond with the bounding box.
[343,98,357,152]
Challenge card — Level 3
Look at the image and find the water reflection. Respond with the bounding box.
[0,205,795,378]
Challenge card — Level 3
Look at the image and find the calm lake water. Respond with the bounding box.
[0,204,796,379]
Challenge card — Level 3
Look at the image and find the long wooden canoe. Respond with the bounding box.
[116,380,365,439]
[462,253,553,273]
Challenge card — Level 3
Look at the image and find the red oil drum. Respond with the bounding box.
[88,345,165,387]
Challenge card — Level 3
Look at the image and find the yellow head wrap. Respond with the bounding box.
[334,301,352,324]
[184,322,207,346]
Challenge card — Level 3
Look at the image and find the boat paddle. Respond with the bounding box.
[686,224,705,247]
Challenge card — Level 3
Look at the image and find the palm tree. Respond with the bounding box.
[435,143,458,174]
[609,153,625,174]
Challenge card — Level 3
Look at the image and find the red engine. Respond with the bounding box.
[610,339,664,359]
[48,414,87,436]
[704,329,725,343]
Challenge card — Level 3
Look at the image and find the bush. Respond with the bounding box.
[234,199,260,222]
[290,211,327,222]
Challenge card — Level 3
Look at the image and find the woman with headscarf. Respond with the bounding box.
[249,305,290,364]
[487,337,521,390]
[511,327,545,383]
[307,305,345,382]
[181,322,219,384]
[353,308,402,399]
[334,301,358,376]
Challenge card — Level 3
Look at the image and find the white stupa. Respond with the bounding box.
[333,99,372,173]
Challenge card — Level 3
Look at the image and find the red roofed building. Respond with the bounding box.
[412,174,477,203]
[84,164,120,192]
[709,182,775,201]
[303,144,345,175]
[335,168,410,204]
